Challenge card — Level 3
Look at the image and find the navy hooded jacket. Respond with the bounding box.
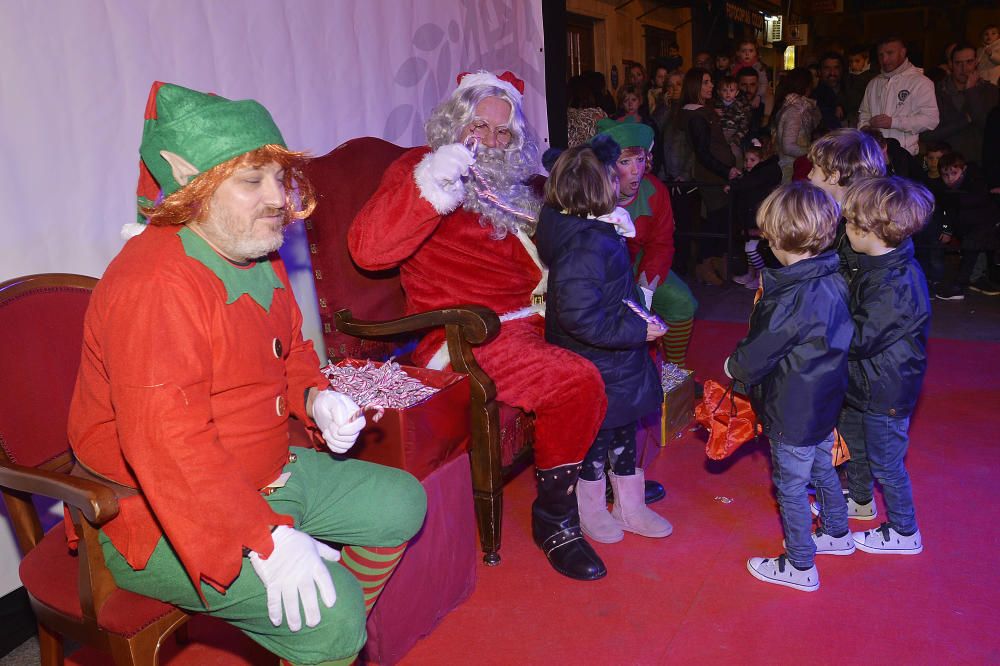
[535,205,663,430]
[845,239,930,416]
[727,250,852,446]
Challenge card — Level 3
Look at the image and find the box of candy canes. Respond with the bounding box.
[660,362,695,446]
[320,359,470,479]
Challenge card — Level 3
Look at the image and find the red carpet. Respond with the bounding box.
[400,319,1000,665]
[64,320,1000,665]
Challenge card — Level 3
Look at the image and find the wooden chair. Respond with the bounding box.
[302,138,535,566]
[0,273,190,665]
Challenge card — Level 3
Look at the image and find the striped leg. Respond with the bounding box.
[339,544,409,614]
[661,317,694,367]
[746,239,766,271]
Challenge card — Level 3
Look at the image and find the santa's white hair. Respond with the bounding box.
[424,81,541,238]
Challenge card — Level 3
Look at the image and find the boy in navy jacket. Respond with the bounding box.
[726,182,853,592]
[838,177,934,555]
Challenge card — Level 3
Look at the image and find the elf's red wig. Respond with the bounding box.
[141,144,316,227]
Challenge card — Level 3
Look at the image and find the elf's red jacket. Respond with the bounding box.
[68,225,328,593]
[623,173,676,285]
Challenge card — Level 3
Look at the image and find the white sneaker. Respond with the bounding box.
[810,494,877,521]
[746,555,819,592]
[812,528,856,556]
[853,523,922,555]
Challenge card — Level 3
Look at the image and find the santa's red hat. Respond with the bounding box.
[454,70,525,104]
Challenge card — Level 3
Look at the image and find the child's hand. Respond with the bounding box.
[646,321,668,341]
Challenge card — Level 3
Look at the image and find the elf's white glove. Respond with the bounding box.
[248,525,340,632]
[414,143,475,214]
[312,390,366,454]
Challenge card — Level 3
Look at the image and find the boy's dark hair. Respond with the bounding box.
[718,75,738,89]
[842,176,933,246]
[847,44,870,58]
[544,144,619,218]
[938,151,967,170]
[923,140,952,154]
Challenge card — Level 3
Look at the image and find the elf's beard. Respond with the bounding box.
[461,146,540,239]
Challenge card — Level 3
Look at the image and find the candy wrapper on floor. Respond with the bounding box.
[320,359,470,479]
[660,362,695,446]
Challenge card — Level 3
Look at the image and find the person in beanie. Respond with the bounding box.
[69,82,426,666]
[591,117,699,369]
[350,70,611,581]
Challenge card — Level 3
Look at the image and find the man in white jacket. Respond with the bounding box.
[858,36,939,155]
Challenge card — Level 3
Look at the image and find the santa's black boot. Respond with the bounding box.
[531,464,607,581]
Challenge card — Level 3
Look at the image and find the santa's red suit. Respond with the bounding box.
[349,147,605,470]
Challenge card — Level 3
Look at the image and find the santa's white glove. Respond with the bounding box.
[414,143,475,215]
[248,526,340,632]
[312,389,366,454]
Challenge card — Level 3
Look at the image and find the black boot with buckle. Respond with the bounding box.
[532,464,607,581]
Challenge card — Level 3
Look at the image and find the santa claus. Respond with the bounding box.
[350,71,615,580]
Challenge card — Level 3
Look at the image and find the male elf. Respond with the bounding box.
[68,81,426,665]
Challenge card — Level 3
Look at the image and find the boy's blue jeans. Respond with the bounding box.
[770,432,848,568]
[840,405,919,534]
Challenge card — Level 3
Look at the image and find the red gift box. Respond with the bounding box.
[333,360,471,480]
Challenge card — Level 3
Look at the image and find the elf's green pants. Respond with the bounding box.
[101,447,427,665]
[650,269,698,321]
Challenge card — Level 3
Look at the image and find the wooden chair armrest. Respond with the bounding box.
[334,305,500,345]
[335,306,500,403]
[0,463,120,525]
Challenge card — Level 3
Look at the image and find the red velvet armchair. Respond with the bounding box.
[0,273,190,665]
[302,138,535,566]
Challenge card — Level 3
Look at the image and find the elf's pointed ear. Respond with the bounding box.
[160,150,200,186]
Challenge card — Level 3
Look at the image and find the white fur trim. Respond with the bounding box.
[499,303,544,321]
[426,343,451,371]
[596,207,636,238]
[414,151,463,215]
[120,221,148,240]
[423,303,544,371]
[512,227,547,298]
[455,71,522,104]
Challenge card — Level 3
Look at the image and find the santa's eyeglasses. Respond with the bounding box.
[467,120,513,148]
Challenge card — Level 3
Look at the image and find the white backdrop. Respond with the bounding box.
[0,0,545,598]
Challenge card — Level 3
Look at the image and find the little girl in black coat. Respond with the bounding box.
[535,138,673,544]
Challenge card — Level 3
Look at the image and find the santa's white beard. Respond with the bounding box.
[462,147,540,239]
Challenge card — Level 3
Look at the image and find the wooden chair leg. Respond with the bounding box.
[473,488,502,566]
[37,622,64,666]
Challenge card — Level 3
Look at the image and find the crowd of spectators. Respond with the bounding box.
[562,25,1000,298]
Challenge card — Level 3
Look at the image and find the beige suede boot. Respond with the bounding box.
[610,469,673,538]
[576,476,624,543]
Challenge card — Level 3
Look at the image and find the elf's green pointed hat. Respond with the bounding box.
[593,117,654,151]
[136,82,286,216]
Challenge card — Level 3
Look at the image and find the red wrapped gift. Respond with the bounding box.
[331,360,471,480]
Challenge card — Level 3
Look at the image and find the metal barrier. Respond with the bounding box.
[663,180,739,280]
